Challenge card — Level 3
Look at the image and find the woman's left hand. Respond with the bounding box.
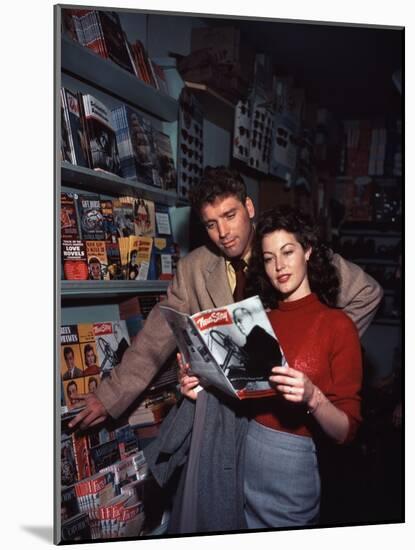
[269,365,314,404]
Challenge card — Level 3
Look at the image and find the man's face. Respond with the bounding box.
[65,351,75,370]
[200,195,255,259]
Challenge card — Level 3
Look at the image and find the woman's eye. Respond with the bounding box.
[284,250,293,256]
[263,257,272,263]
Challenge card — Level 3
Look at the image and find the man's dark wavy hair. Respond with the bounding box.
[246,206,340,308]
[189,166,247,215]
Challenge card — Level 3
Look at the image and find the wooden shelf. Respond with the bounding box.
[61,36,178,122]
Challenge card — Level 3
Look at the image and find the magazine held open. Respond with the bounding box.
[160,295,286,399]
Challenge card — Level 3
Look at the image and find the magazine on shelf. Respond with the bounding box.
[160,295,285,399]
[81,93,121,175]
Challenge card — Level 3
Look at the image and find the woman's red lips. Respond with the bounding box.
[277,274,291,283]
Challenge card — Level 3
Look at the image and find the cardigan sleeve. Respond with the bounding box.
[326,312,363,443]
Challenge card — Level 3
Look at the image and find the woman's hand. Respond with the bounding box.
[177,353,201,401]
[269,365,315,405]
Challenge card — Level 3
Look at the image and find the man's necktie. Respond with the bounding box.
[231,258,247,302]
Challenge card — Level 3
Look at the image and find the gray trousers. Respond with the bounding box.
[244,420,321,528]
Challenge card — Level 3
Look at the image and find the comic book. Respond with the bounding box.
[160,296,285,399]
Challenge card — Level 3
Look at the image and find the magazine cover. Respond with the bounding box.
[61,87,90,167]
[112,198,135,237]
[77,194,105,240]
[85,240,110,280]
[112,104,158,185]
[160,296,285,398]
[60,325,84,381]
[93,321,131,377]
[105,241,124,280]
[152,130,177,190]
[100,200,118,243]
[61,433,78,488]
[78,323,101,377]
[61,192,80,240]
[81,93,121,175]
[127,235,153,281]
[133,198,156,237]
[61,102,73,163]
[62,240,89,280]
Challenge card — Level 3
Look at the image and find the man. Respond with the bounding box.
[69,167,382,430]
[62,347,83,380]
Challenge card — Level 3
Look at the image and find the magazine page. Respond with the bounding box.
[160,306,237,398]
[191,296,285,398]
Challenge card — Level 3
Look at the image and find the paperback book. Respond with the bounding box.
[77,194,105,240]
[85,240,110,280]
[62,240,89,280]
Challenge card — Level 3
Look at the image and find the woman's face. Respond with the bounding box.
[262,229,311,302]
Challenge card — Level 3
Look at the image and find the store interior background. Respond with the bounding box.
[61,7,403,530]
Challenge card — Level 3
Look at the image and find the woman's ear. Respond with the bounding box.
[305,247,312,261]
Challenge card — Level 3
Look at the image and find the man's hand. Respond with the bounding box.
[68,392,109,430]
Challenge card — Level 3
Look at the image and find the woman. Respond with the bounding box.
[180,207,362,528]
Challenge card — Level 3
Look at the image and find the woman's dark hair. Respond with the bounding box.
[246,206,339,308]
[189,166,247,214]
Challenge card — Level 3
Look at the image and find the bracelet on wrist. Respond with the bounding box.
[306,388,323,415]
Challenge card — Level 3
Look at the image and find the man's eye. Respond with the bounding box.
[226,213,236,220]
[206,223,215,230]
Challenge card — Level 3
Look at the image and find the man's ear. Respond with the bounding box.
[245,197,255,220]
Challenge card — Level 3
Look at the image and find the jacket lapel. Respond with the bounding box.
[205,254,234,307]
